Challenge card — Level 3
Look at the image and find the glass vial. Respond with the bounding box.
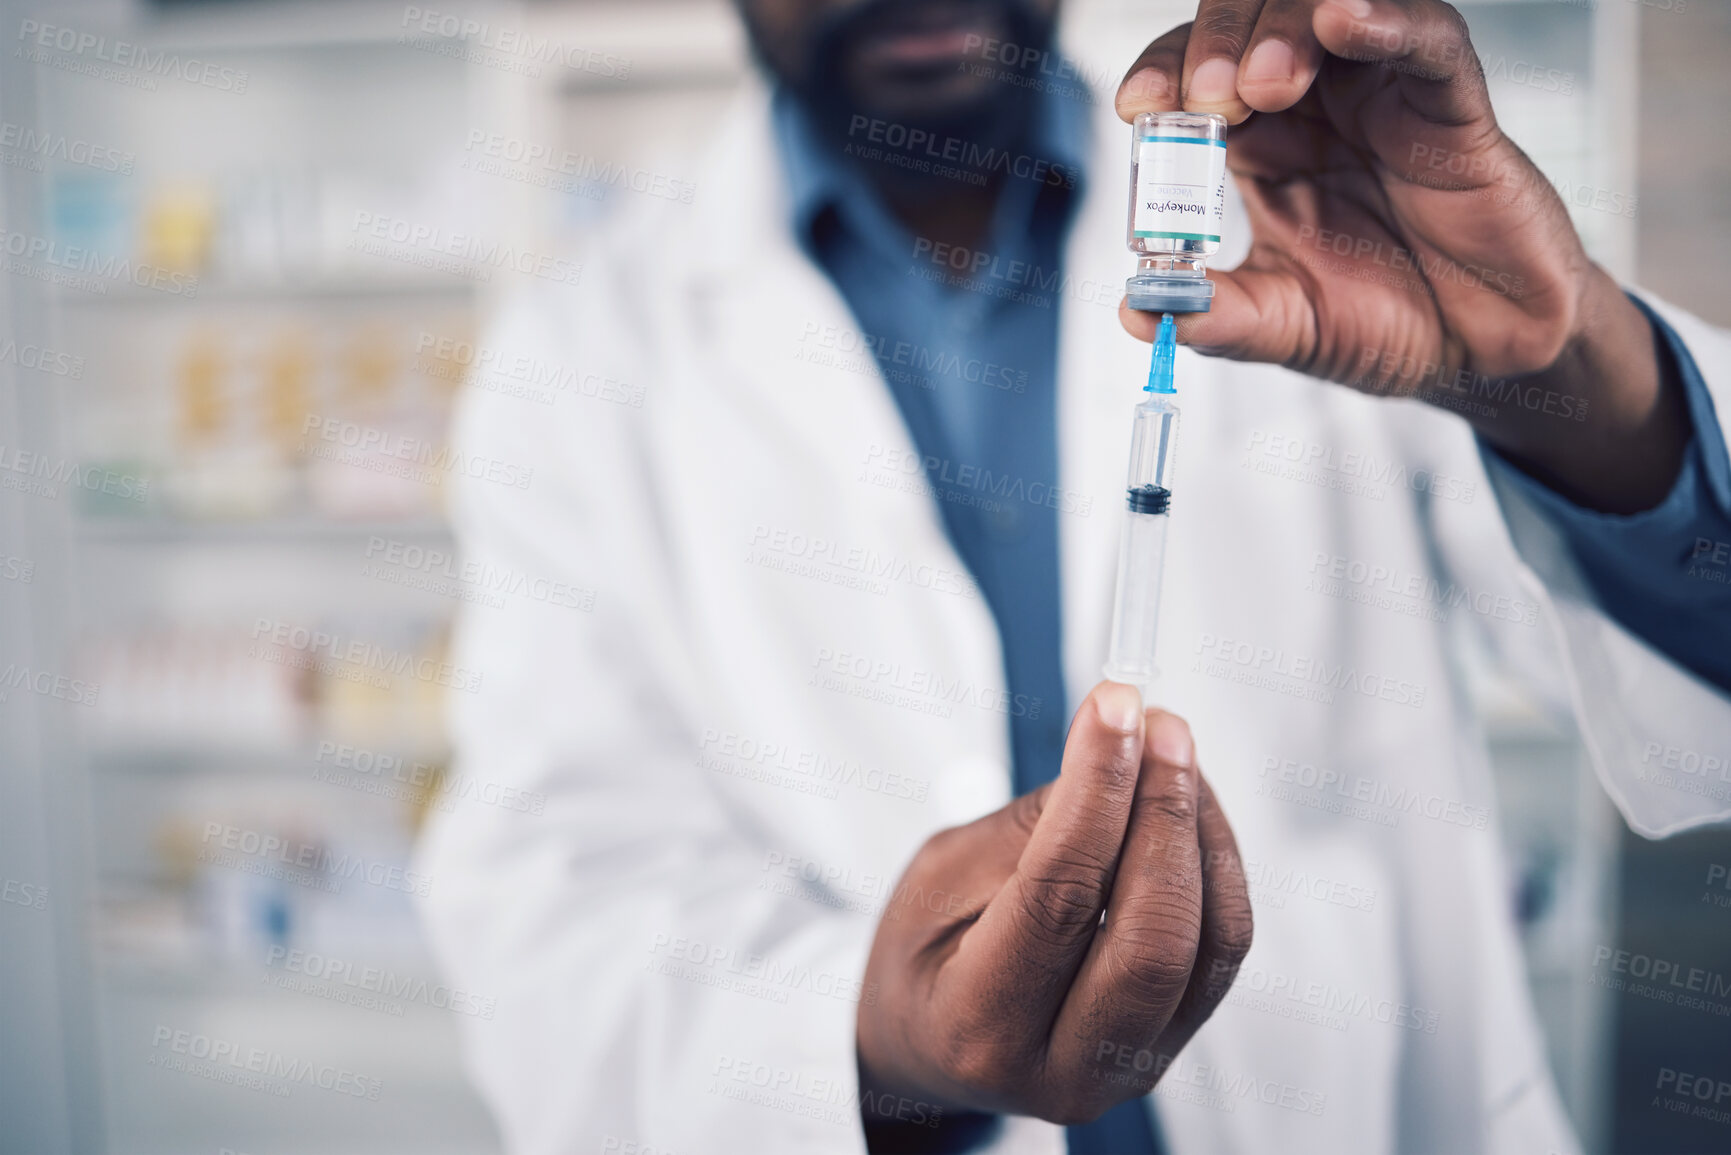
[1125,111,1228,314]
[1102,393,1181,688]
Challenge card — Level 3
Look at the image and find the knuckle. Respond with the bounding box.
[1193,5,1255,47]
[939,1033,1024,1098]
[1113,890,1203,948]
[1003,787,1048,838]
[1117,933,1202,995]
[1140,787,1199,827]
[1106,915,1205,996]
[1217,909,1256,966]
[1086,750,1141,797]
[914,826,972,875]
[1020,870,1110,945]
[1047,843,1120,885]
[1086,949,1198,1025]
[922,826,962,858]
[1440,5,1472,44]
[1498,321,1572,374]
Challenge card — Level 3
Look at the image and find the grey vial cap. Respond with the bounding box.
[1125,273,1214,314]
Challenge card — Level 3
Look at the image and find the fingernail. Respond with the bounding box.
[1243,40,1295,84]
[1124,69,1172,104]
[1329,0,1373,18]
[1188,58,1239,106]
[1096,681,1144,734]
[1148,713,1195,768]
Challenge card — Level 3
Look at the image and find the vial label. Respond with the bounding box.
[1132,136,1226,243]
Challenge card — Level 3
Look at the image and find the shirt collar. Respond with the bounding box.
[772,74,1093,262]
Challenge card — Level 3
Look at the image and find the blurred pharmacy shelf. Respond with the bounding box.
[1,0,525,1150]
[76,517,452,543]
[55,277,477,307]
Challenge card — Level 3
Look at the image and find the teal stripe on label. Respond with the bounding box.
[1134,230,1221,241]
[1138,135,1227,148]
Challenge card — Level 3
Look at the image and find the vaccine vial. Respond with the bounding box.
[1125,111,1228,313]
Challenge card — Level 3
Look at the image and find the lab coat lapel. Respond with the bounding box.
[678,79,1016,822]
[686,81,965,540]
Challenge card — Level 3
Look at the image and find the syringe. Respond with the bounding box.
[1103,313,1181,690]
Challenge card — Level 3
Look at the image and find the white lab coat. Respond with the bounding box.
[415,75,1731,1155]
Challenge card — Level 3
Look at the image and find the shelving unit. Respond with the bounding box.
[55,277,477,307]
[76,517,453,543]
[2,0,520,1149]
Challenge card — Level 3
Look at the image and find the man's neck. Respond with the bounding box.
[876,173,1006,255]
[799,87,1041,256]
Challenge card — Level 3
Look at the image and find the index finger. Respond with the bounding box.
[1117,0,1487,126]
[1116,0,1326,125]
[1153,775,1255,1055]
[1312,0,1492,126]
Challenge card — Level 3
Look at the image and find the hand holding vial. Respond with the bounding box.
[1111,0,1690,515]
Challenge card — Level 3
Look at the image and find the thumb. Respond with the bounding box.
[1118,264,1315,367]
[947,682,1146,994]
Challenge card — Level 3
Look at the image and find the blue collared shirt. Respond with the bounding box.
[775,88,1088,800]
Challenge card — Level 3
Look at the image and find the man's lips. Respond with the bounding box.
[859,25,981,68]
[846,1,1005,72]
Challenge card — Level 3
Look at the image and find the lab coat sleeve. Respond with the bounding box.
[1479,297,1731,690]
[1477,292,1731,838]
[413,294,875,1155]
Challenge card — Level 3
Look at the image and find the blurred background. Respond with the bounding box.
[0,1,1726,1153]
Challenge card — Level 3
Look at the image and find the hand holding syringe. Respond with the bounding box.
[1103,313,1181,690]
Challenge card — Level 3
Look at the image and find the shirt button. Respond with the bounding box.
[984,503,1023,538]
[953,302,988,334]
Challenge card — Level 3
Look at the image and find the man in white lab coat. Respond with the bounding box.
[416,0,1731,1151]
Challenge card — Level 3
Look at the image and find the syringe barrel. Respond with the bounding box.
[1125,394,1180,493]
[1103,395,1181,689]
